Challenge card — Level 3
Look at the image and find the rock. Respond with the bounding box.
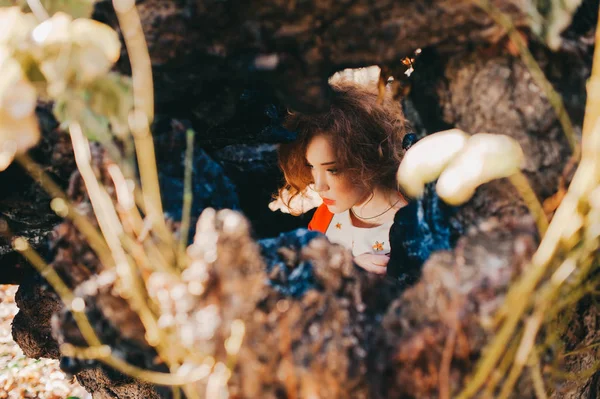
[259,228,324,297]
[212,143,312,238]
[379,218,539,398]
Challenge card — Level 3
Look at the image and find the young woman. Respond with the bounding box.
[278,81,409,274]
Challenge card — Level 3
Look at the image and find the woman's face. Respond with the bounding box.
[305,135,369,213]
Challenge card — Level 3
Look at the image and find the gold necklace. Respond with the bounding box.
[350,197,402,220]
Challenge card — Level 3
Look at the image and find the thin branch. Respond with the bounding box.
[61,343,212,386]
[26,0,49,21]
[497,311,544,399]
[14,154,114,269]
[509,172,548,237]
[482,335,520,397]
[179,128,195,266]
[7,230,212,387]
[6,234,102,347]
[529,351,549,399]
[112,0,170,250]
[581,7,600,140]
[69,122,177,366]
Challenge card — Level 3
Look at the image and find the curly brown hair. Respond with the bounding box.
[278,80,409,212]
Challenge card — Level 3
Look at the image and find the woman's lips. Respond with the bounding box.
[322,198,335,206]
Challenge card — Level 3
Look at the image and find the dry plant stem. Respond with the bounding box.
[497,310,545,399]
[14,154,114,269]
[122,135,137,181]
[133,170,177,267]
[69,123,186,379]
[6,235,102,347]
[178,129,195,267]
[143,239,174,272]
[14,237,210,387]
[112,0,154,121]
[130,196,173,272]
[107,164,143,236]
[509,172,549,236]
[126,189,173,272]
[69,123,128,267]
[3,223,207,388]
[131,115,173,249]
[11,156,209,389]
[581,8,600,139]
[106,167,171,273]
[551,279,598,314]
[563,341,600,358]
[107,173,174,274]
[529,351,549,399]
[482,335,520,397]
[476,0,578,155]
[121,234,175,276]
[133,186,148,215]
[206,363,231,398]
[460,186,598,398]
[116,238,187,369]
[439,325,457,399]
[458,197,585,397]
[551,357,600,381]
[120,234,160,275]
[74,98,127,169]
[63,343,212,386]
[182,383,201,399]
[26,0,49,20]
[458,75,600,399]
[113,0,169,249]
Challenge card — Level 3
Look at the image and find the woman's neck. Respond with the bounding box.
[350,187,407,227]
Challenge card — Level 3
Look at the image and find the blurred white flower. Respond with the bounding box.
[397,129,524,206]
[397,129,470,198]
[31,12,122,93]
[0,7,37,47]
[269,184,323,214]
[71,18,121,63]
[0,48,39,171]
[436,133,524,205]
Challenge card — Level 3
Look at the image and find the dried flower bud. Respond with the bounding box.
[31,12,72,46]
[436,133,524,205]
[31,12,121,90]
[0,7,37,46]
[71,18,121,63]
[0,49,39,170]
[396,129,470,198]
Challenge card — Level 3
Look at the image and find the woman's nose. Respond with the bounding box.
[313,173,329,193]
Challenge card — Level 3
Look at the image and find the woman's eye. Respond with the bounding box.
[328,169,339,175]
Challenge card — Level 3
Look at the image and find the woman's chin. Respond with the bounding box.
[326,204,347,214]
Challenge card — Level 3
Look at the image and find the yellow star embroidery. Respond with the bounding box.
[335,223,342,229]
[372,241,384,251]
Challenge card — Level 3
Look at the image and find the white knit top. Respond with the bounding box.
[324,210,393,256]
